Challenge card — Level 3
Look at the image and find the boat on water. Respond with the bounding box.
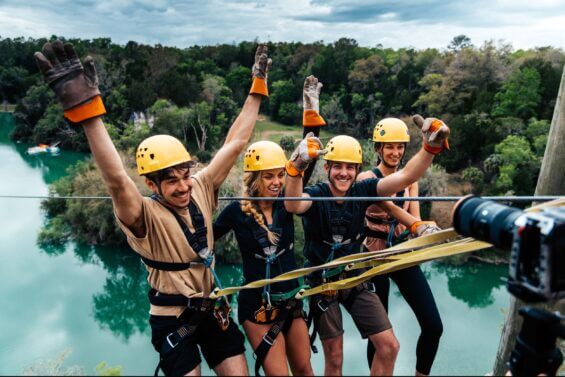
[26,142,61,156]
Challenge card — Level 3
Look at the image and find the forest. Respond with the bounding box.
[1,35,563,257]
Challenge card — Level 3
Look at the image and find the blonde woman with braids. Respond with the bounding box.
[214,76,326,376]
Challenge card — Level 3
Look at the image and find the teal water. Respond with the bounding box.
[0,114,510,375]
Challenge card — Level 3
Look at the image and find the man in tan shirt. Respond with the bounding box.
[34,40,272,376]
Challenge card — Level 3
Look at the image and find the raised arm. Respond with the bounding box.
[284,75,327,214]
[207,45,272,189]
[377,115,450,197]
[34,41,143,230]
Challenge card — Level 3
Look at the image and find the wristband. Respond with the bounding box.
[303,109,326,127]
[409,220,436,234]
[64,95,106,123]
[249,77,268,97]
[285,160,304,177]
[423,139,450,155]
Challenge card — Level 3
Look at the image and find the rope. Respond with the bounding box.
[0,194,562,202]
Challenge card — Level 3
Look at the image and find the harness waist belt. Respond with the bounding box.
[148,289,215,309]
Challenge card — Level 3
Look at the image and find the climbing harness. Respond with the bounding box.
[245,207,312,376]
[252,285,307,376]
[142,195,231,376]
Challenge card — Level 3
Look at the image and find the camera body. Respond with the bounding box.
[508,207,565,302]
[452,196,565,376]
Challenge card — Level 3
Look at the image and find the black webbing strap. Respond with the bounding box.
[142,196,209,271]
[154,308,210,377]
[254,300,300,376]
[141,256,201,271]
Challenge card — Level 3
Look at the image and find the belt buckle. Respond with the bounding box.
[262,333,276,346]
[366,282,376,293]
[166,333,179,349]
[317,299,329,312]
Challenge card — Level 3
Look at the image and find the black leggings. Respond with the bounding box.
[366,266,443,375]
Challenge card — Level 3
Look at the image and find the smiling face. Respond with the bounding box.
[146,167,192,209]
[377,142,406,169]
[326,161,359,195]
[258,168,285,197]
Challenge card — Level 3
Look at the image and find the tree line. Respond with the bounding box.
[1,35,563,251]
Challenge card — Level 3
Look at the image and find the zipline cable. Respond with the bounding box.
[0,195,562,202]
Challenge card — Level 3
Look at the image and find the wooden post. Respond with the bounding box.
[492,66,565,375]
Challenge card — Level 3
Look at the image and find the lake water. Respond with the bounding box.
[0,113,510,375]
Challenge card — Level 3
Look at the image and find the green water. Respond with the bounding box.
[0,114,510,375]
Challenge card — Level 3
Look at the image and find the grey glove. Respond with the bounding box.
[34,40,101,110]
[413,114,450,154]
[289,132,326,172]
[251,44,272,80]
[303,75,323,112]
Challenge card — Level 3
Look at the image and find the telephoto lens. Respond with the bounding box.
[452,195,522,250]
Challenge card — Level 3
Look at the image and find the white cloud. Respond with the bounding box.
[0,0,563,49]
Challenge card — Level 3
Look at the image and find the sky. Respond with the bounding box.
[0,0,564,50]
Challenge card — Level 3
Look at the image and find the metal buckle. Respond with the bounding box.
[317,299,329,312]
[366,282,376,293]
[166,333,179,349]
[262,333,276,346]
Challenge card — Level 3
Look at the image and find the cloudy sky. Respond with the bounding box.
[0,0,564,50]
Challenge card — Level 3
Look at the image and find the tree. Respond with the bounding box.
[490,135,539,194]
[448,35,473,52]
[348,54,387,94]
[492,67,541,119]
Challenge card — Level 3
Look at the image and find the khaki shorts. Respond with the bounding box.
[312,285,392,340]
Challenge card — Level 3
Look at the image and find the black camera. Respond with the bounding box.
[452,196,565,376]
[452,195,565,302]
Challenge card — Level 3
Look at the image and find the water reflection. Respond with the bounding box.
[435,260,506,308]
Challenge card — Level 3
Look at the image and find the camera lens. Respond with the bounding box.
[452,196,522,250]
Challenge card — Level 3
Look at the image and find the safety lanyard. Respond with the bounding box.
[321,207,353,280]
[251,209,285,307]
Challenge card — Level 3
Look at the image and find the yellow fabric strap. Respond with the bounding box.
[295,239,492,299]
[209,228,459,299]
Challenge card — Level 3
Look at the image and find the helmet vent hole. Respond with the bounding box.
[141,154,144,158]
[144,148,148,151]
[331,147,334,151]
[256,156,260,161]
[150,153,155,160]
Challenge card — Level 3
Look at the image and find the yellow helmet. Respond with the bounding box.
[323,135,363,164]
[244,140,287,172]
[136,135,194,175]
[373,118,410,143]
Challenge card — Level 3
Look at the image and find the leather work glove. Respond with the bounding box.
[410,220,442,237]
[303,75,326,127]
[34,40,106,123]
[286,132,327,177]
[412,114,450,154]
[249,44,272,97]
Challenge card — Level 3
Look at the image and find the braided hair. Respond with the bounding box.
[240,171,280,245]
